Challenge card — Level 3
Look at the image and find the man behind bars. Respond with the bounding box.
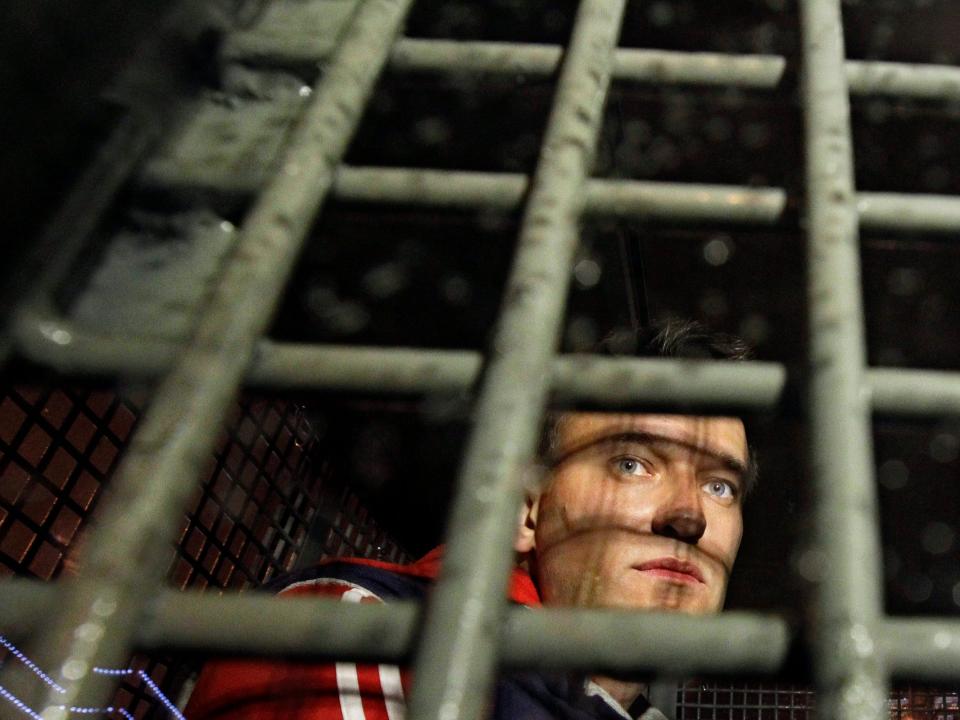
[185,319,754,720]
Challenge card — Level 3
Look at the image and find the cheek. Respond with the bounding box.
[536,477,634,544]
[705,509,744,570]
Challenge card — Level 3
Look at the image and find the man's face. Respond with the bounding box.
[517,412,748,614]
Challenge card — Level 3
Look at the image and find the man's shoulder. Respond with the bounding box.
[263,557,431,601]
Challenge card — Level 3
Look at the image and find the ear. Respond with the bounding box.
[513,491,540,554]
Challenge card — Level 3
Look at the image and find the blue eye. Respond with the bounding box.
[703,479,736,499]
[614,457,650,477]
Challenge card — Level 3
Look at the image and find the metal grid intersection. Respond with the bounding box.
[3,1,960,719]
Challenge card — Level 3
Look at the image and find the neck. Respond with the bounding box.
[591,675,649,712]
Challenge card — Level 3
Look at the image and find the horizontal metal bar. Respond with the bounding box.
[882,619,960,682]
[147,159,960,232]
[503,606,793,676]
[7,581,960,680]
[20,313,960,417]
[870,367,960,416]
[338,169,960,232]
[348,165,960,233]
[0,580,792,676]
[254,343,788,411]
[11,311,788,410]
[227,34,960,101]
[846,59,960,101]
[857,191,960,233]
[336,165,788,223]
[391,40,788,89]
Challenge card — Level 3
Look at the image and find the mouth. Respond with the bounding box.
[634,557,705,585]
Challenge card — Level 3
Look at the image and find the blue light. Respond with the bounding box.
[0,684,44,720]
[93,668,185,720]
[0,635,187,719]
[0,635,66,694]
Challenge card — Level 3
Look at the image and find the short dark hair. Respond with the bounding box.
[594,318,753,362]
[540,318,759,494]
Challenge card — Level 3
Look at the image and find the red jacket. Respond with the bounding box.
[184,548,540,719]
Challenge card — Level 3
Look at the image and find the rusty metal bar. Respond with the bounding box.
[800,1,887,719]
[17,1,416,716]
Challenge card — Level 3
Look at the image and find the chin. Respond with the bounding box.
[618,578,721,614]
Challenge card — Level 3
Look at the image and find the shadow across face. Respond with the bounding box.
[518,412,748,613]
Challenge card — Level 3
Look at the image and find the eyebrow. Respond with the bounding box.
[554,430,750,483]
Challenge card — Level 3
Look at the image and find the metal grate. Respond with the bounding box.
[0,385,409,717]
[3,1,960,719]
[677,681,816,720]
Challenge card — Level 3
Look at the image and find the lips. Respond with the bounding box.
[634,557,705,584]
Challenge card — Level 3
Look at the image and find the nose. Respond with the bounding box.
[651,483,706,544]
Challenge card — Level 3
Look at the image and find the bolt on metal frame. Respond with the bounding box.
[4,0,960,718]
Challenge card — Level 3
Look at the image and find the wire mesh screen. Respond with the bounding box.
[678,682,815,720]
[677,683,960,720]
[0,385,409,717]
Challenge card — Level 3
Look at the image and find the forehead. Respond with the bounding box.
[554,412,749,466]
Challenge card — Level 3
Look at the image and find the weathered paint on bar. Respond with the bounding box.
[226,31,960,101]
[406,3,627,720]
[800,1,887,719]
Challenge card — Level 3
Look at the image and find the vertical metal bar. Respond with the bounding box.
[20,1,414,716]
[799,1,887,719]
[406,2,626,720]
